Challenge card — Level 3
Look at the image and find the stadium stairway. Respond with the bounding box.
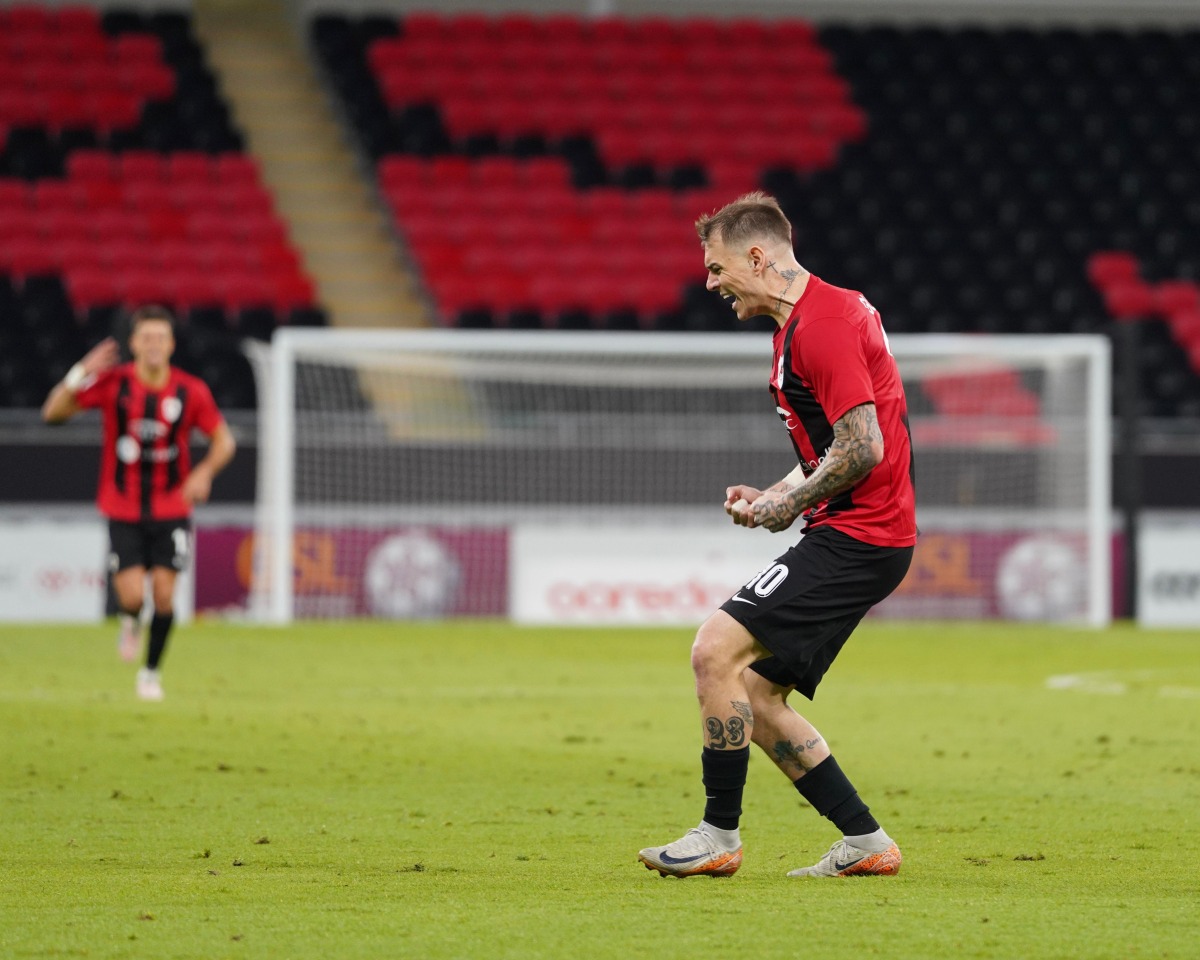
[191,0,428,328]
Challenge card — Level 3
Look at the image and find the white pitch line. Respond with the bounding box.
[1045,672,1200,698]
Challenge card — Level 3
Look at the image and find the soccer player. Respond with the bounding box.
[41,305,236,701]
[638,193,917,879]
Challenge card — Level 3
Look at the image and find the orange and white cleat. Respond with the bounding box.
[638,826,743,878]
[787,836,902,878]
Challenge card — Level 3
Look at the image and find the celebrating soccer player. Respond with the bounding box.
[639,193,917,879]
[41,305,236,701]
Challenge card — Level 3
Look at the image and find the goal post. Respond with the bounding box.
[246,329,1111,627]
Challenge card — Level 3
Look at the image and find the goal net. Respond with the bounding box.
[244,330,1111,626]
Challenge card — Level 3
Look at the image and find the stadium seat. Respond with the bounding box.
[0,6,322,410]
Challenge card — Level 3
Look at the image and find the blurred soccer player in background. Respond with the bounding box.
[41,305,235,701]
[639,193,917,879]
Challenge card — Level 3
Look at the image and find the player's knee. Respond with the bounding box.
[690,621,736,683]
[115,585,144,614]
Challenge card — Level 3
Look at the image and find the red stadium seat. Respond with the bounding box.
[44,90,91,130]
[215,182,275,216]
[89,207,149,241]
[165,151,214,184]
[269,273,316,311]
[8,237,60,279]
[54,7,102,35]
[1103,281,1157,320]
[167,269,221,310]
[1166,309,1200,345]
[59,32,110,66]
[120,269,170,305]
[57,238,104,272]
[1155,281,1200,314]
[198,239,251,273]
[66,267,121,310]
[103,238,158,272]
[86,90,143,132]
[31,179,75,211]
[66,149,116,182]
[236,214,290,246]
[0,89,46,128]
[378,155,428,190]
[155,239,202,272]
[521,157,571,190]
[123,179,178,210]
[1087,251,1140,288]
[214,153,261,187]
[0,179,28,210]
[73,179,123,209]
[187,210,237,242]
[117,150,166,182]
[34,208,87,241]
[3,5,54,34]
[111,33,163,64]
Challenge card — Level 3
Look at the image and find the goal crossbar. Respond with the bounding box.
[253,329,1111,627]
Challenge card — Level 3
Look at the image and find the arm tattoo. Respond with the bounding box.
[758,403,882,530]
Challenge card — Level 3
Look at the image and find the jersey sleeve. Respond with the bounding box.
[73,368,116,410]
[189,378,224,435]
[795,315,876,425]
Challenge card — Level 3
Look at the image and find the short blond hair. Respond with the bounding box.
[695,191,792,248]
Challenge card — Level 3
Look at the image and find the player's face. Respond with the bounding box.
[129,319,175,370]
[703,235,763,321]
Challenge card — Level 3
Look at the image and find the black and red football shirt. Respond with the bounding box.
[75,363,224,522]
[770,275,917,547]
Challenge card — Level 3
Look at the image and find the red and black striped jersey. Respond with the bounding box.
[75,363,224,522]
[770,275,917,548]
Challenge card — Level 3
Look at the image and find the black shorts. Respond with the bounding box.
[721,525,913,700]
[108,518,192,573]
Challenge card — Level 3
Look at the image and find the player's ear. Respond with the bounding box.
[746,245,767,274]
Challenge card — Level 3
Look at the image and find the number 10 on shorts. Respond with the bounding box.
[744,562,789,598]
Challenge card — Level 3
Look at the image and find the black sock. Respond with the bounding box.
[702,746,750,831]
[146,612,173,670]
[792,755,881,836]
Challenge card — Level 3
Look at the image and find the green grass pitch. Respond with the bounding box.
[1,619,1198,959]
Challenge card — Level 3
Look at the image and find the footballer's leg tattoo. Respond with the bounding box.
[726,700,752,746]
[707,701,754,749]
[771,735,826,777]
[705,716,728,748]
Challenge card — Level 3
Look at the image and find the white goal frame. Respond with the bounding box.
[253,329,1111,627]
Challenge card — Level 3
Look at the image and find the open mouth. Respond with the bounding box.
[723,294,737,308]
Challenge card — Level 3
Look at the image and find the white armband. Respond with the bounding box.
[782,464,808,488]
[63,363,88,392]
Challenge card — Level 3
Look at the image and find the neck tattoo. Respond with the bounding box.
[774,267,800,314]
